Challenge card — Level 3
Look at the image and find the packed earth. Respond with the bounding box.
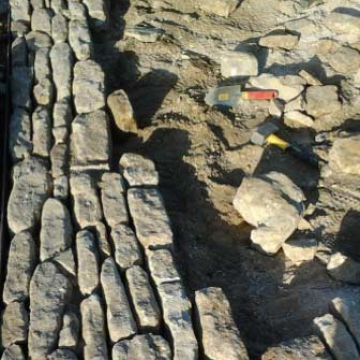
[0,0,360,359]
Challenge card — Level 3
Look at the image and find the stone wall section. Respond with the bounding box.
[2,1,248,359]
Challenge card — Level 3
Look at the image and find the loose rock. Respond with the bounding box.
[127,188,173,248]
[71,110,110,171]
[1,301,29,347]
[107,90,138,133]
[32,106,52,157]
[112,224,142,271]
[101,257,137,342]
[40,198,73,261]
[73,60,105,113]
[327,252,360,285]
[7,157,51,234]
[80,294,108,360]
[112,334,171,360]
[233,172,304,255]
[195,287,249,360]
[314,313,360,360]
[1,344,25,360]
[58,309,80,349]
[126,265,161,331]
[69,19,92,61]
[221,51,258,77]
[305,86,341,118]
[70,172,103,228]
[76,230,100,296]
[119,153,159,187]
[282,238,317,263]
[259,31,299,50]
[29,262,72,360]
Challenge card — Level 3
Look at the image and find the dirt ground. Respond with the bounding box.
[91,0,360,357]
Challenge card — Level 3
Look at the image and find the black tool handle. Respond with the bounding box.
[287,144,319,168]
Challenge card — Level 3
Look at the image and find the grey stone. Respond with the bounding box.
[11,67,32,109]
[71,111,110,171]
[196,0,239,17]
[30,0,45,9]
[107,90,138,133]
[282,238,317,263]
[314,313,360,360]
[147,248,180,285]
[1,301,29,347]
[112,224,142,271]
[34,77,55,106]
[233,172,304,255]
[52,13,68,43]
[58,310,80,349]
[268,99,284,118]
[50,43,74,101]
[9,108,32,162]
[54,175,69,200]
[34,48,51,83]
[327,252,360,285]
[305,86,341,118]
[67,0,87,21]
[70,172,103,228]
[101,257,137,343]
[328,47,360,75]
[262,336,331,360]
[126,265,161,331]
[119,153,159,187]
[80,294,108,360]
[92,221,111,257]
[127,188,173,248]
[248,74,305,102]
[195,287,249,360]
[10,0,30,22]
[32,106,52,157]
[11,21,30,37]
[221,51,258,77]
[53,99,72,144]
[7,157,51,234]
[83,0,109,30]
[112,334,171,360]
[31,8,53,35]
[51,143,68,178]
[29,262,72,360]
[73,60,104,113]
[329,135,360,175]
[48,349,78,360]
[11,37,28,67]
[3,233,36,302]
[284,95,304,113]
[51,0,67,14]
[40,198,73,261]
[299,70,322,86]
[100,172,128,228]
[259,32,299,50]
[325,11,360,37]
[157,281,198,360]
[53,248,76,276]
[76,230,100,296]
[284,111,314,128]
[125,27,164,43]
[25,31,53,52]
[1,344,25,360]
[69,19,92,61]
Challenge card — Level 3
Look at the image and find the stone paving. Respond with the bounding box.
[1,1,250,359]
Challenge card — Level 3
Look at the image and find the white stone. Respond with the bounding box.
[221,51,258,77]
[314,313,360,360]
[10,0,30,22]
[268,99,283,118]
[127,188,173,248]
[284,111,314,128]
[299,70,322,86]
[101,257,137,343]
[40,198,73,261]
[112,224,142,271]
[81,294,108,360]
[67,0,87,21]
[69,19,92,61]
[32,106,52,157]
[52,13,68,43]
[126,265,161,331]
[31,8,52,35]
[76,230,100,296]
[119,153,159,187]
[282,238,317,263]
[73,60,105,113]
[327,252,360,285]
[195,287,249,360]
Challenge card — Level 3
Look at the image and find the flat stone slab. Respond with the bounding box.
[71,110,110,171]
[101,257,137,343]
[112,334,171,360]
[29,262,72,360]
[7,157,51,234]
[126,265,161,331]
[81,294,108,360]
[119,153,159,187]
[70,172,103,228]
[100,172,128,228]
[195,287,249,360]
[112,224,142,271]
[73,60,104,113]
[314,313,360,360]
[40,198,73,261]
[76,230,100,296]
[127,188,173,248]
